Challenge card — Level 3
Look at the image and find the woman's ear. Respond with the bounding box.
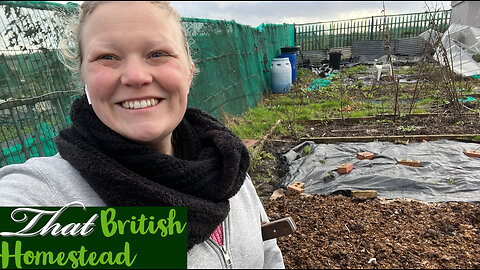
[186,62,195,93]
[190,62,195,80]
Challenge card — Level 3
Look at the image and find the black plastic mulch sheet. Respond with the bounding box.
[280,140,480,202]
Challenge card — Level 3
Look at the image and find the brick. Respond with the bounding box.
[357,152,374,160]
[465,149,480,158]
[291,181,305,189]
[397,159,420,167]
[286,185,304,196]
[352,190,378,199]
[286,182,305,196]
[338,163,353,174]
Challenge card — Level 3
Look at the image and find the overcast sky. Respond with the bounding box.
[169,1,451,27]
[55,1,452,27]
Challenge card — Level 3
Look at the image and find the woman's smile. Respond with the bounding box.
[119,97,161,109]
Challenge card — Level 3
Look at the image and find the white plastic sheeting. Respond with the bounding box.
[281,140,480,202]
[432,24,480,76]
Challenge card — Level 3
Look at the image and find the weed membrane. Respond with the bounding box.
[281,139,480,202]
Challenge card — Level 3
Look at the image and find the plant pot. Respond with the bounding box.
[357,152,374,160]
[338,163,353,174]
[397,159,421,167]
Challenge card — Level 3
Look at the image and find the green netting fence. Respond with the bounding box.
[296,9,451,50]
[0,1,294,167]
[182,18,294,119]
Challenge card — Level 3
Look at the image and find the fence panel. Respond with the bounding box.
[296,9,451,51]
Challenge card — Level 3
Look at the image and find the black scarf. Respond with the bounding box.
[55,96,250,250]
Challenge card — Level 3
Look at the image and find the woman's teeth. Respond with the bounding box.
[121,98,159,109]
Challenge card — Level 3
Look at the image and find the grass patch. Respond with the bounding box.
[229,107,278,139]
[394,66,421,75]
[267,96,304,106]
[416,97,436,106]
[340,65,369,78]
[347,108,380,118]
[226,64,475,141]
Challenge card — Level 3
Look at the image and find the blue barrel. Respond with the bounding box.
[270,58,292,94]
[278,53,297,83]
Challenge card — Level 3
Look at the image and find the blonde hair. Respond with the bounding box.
[58,1,196,76]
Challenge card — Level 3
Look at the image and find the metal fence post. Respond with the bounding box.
[370,16,374,40]
[329,23,333,48]
[293,23,297,48]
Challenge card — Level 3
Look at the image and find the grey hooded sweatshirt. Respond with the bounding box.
[0,154,285,269]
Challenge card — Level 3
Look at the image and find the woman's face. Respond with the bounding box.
[81,2,193,154]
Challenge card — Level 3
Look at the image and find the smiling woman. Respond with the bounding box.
[79,2,193,154]
[0,1,285,268]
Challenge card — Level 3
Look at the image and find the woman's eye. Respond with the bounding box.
[99,55,116,60]
[150,52,166,58]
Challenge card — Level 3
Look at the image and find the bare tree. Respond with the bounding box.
[382,1,401,121]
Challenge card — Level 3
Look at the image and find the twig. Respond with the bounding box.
[340,85,346,125]
[251,119,282,158]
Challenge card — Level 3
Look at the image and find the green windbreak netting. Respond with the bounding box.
[0,1,294,167]
[183,18,294,119]
[0,1,81,167]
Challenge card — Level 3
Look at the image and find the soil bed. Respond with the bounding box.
[249,113,480,268]
[302,113,480,139]
[263,194,480,269]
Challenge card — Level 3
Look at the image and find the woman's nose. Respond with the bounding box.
[120,58,153,87]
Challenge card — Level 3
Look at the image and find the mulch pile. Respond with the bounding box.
[263,194,480,269]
